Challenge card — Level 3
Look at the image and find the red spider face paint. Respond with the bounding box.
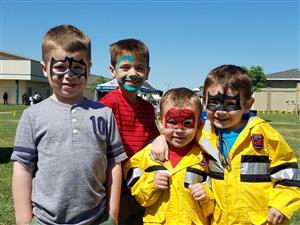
[164,108,195,129]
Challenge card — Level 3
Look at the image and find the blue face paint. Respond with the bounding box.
[122,79,139,92]
[115,55,143,92]
[116,55,134,71]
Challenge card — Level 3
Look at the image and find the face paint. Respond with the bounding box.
[50,57,87,79]
[115,55,143,92]
[164,108,196,129]
[116,55,134,71]
[122,74,143,92]
[207,91,241,112]
[124,75,143,83]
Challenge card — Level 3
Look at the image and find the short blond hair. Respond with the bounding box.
[42,24,91,65]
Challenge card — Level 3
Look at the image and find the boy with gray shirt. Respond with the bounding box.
[11,24,127,225]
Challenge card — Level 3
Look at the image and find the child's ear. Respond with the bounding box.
[145,66,151,80]
[109,64,116,78]
[244,97,255,110]
[40,61,48,77]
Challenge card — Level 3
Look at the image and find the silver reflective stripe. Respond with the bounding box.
[208,160,224,173]
[200,137,221,164]
[184,171,204,185]
[200,138,224,173]
[248,116,257,123]
[271,168,300,181]
[204,176,212,188]
[240,162,270,175]
[203,119,212,132]
[127,168,144,187]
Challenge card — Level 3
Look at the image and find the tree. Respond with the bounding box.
[89,75,107,93]
[95,75,106,85]
[245,66,267,93]
[198,86,204,94]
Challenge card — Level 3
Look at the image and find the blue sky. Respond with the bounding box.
[1,0,299,91]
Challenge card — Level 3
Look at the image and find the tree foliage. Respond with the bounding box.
[95,75,106,85]
[89,75,107,93]
[245,66,267,93]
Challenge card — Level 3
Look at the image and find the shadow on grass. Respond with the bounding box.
[0,148,13,163]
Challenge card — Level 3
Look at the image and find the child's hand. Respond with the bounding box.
[154,171,170,190]
[151,135,169,162]
[189,183,206,201]
[268,207,286,225]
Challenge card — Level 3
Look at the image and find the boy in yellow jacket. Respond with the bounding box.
[124,88,214,225]
[152,65,300,225]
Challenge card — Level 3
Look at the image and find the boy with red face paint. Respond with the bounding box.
[100,39,160,225]
[151,65,300,225]
[123,88,214,225]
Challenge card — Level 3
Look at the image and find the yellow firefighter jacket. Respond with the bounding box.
[123,143,214,225]
[197,116,300,225]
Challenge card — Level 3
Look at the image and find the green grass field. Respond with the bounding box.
[0,105,26,225]
[0,105,299,224]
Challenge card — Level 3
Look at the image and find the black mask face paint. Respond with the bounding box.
[50,57,87,79]
[207,91,241,112]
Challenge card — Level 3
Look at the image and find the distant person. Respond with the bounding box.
[151,65,300,225]
[99,38,160,225]
[21,93,28,105]
[124,87,214,225]
[3,91,8,104]
[29,92,43,105]
[11,24,127,225]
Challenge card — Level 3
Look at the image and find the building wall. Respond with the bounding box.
[267,80,297,88]
[253,91,268,111]
[0,60,31,80]
[254,85,300,112]
[0,80,52,104]
[0,80,17,104]
[30,61,48,83]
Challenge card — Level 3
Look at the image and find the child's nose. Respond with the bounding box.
[64,69,78,78]
[174,125,186,132]
[128,67,138,75]
[215,110,228,117]
[63,72,72,79]
[216,104,227,112]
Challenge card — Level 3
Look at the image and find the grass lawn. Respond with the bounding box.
[0,105,26,225]
[0,105,299,224]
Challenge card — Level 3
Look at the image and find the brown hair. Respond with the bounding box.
[42,24,91,65]
[203,65,252,103]
[159,87,202,120]
[109,38,149,68]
